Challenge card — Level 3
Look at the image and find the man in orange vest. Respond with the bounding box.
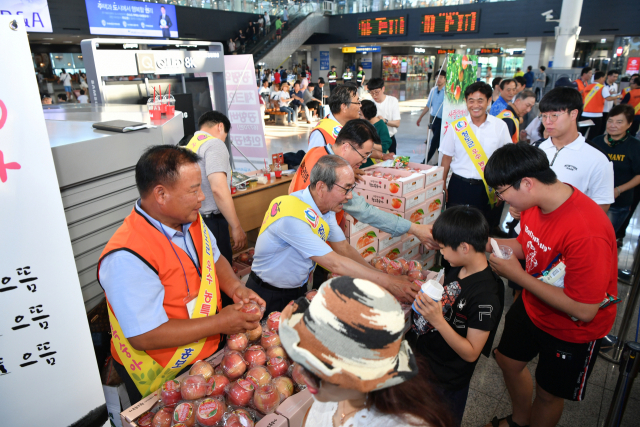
[621,76,640,136]
[575,67,593,94]
[580,71,622,137]
[98,145,265,403]
[308,83,362,149]
[496,90,536,143]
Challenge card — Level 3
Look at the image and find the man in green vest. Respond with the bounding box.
[355,65,366,97]
[328,65,338,94]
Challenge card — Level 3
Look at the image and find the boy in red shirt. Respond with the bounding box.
[483,143,617,427]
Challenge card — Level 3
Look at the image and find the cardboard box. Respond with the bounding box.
[423,208,442,225]
[402,244,421,260]
[347,227,380,251]
[341,214,375,237]
[424,180,445,200]
[378,241,404,261]
[356,167,426,196]
[381,202,428,223]
[378,233,403,252]
[233,261,251,278]
[424,194,444,215]
[364,188,427,212]
[406,162,445,185]
[276,389,314,426]
[359,245,379,262]
[422,254,436,270]
[401,234,421,253]
[419,245,438,259]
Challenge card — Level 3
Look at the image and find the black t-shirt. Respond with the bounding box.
[415,266,504,390]
[592,135,640,207]
[312,86,323,101]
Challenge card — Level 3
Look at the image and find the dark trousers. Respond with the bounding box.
[245,272,307,314]
[618,185,640,239]
[306,100,321,118]
[426,117,442,163]
[329,83,337,94]
[433,383,470,427]
[202,213,234,308]
[579,114,602,138]
[447,173,493,219]
[389,135,398,154]
[630,117,640,138]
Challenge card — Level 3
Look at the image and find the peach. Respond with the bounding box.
[189,360,214,381]
[151,408,172,427]
[227,379,255,406]
[195,398,226,426]
[261,331,281,349]
[267,312,281,331]
[244,345,267,366]
[206,374,230,397]
[291,363,307,387]
[246,323,262,341]
[408,270,425,281]
[137,411,154,427]
[160,379,181,406]
[408,260,423,271]
[266,345,286,360]
[173,402,196,427]
[246,365,272,387]
[238,252,250,263]
[181,375,208,400]
[273,376,294,401]
[385,260,403,275]
[266,356,289,377]
[253,383,281,414]
[391,198,402,209]
[398,258,409,274]
[227,333,249,352]
[221,351,247,380]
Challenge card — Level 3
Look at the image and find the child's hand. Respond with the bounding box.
[414,292,444,328]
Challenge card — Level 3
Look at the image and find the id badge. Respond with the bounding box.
[185,294,197,319]
[538,261,566,288]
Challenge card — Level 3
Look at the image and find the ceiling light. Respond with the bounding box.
[460,45,466,48]
[63,41,73,43]
[42,43,50,45]
[601,38,606,43]
[43,37,54,40]
[516,39,525,41]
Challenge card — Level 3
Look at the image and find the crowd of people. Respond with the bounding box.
[227,8,291,54]
[38,68,90,104]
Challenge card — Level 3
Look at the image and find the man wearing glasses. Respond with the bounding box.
[496,90,537,143]
[308,84,362,149]
[490,79,518,117]
[249,155,420,314]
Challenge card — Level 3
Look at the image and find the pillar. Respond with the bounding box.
[523,38,543,70]
[311,45,331,83]
[553,0,583,69]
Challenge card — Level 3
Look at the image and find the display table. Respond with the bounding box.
[232,175,293,232]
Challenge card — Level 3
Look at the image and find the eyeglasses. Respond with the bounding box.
[349,143,372,160]
[333,182,356,195]
[539,111,567,123]
[495,180,520,201]
[368,89,382,96]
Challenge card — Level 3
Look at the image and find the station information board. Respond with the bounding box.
[420,11,479,34]
[437,49,456,54]
[358,16,406,37]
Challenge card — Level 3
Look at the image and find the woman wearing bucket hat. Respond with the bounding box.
[280,276,453,427]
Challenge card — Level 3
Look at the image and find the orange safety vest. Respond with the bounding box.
[289,145,345,225]
[583,83,605,114]
[98,208,222,369]
[576,79,586,94]
[309,116,342,146]
[626,88,640,115]
[497,108,520,143]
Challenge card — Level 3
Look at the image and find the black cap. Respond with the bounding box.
[318,77,325,83]
[331,65,336,69]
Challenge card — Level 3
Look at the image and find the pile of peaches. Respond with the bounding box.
[137,298,315,427]
[371,257,427,282]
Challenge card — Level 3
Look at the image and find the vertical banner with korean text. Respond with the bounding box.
[0,16,106,425]
[439,53,478,164]
[224,55,269,173]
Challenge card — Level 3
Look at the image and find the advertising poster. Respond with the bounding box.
[0,16,106,425]
[0,0,52,32]
[320,51,329,71]
[225,55,269,173]
[439,53,479,162]
[85,0,178,38]
[626,57,640,75]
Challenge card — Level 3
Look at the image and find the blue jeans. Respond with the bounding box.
[607,206,631,233]
[280,106,294,122]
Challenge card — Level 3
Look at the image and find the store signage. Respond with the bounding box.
[421,11,479,34]
[415,47,426,53]
[358,16,406,37]
[479,48,502,54]
[437,49,456,54]
[361,59,372,69]
[627,57,640,74]
[0,16,106,425]
[85,0,178,37]
[616,47,624,57]
[136,51,220,74]
[0,0,53,32]
[320,51,329,70]
[343,46,382,53]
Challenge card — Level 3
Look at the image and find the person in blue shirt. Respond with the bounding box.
[524,66,535,88]
[490,79,517,116]
[417,70,447,163]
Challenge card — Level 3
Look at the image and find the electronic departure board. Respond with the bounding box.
[437,49,456,54]
[358,16,406,37]
[421,11,479,34]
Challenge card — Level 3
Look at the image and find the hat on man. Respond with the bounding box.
[279,276,418,393]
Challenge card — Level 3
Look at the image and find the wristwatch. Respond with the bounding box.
[384,118,388,124]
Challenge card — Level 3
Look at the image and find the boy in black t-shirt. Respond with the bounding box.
[413,206,504,426]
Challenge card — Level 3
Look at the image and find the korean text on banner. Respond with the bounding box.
[439,53,479,164]
[0,16,106,425]
[0,0,53,32]
[225,54,269,173]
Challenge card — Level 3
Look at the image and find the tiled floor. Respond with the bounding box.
[263,81,640,426]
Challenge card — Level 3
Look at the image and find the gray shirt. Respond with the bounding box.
[194,131,232,214]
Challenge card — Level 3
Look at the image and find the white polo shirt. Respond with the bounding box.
[538,134,614,205]
[603,82,618,113]
[439,114,512,180]
[374,95,401,137]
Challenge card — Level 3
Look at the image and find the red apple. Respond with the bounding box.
[273,376,294,401]
[189,360,214,381]
[152,408,172,427]
[226,412,255,427]
[227,379,255,406]
[253,383,281,414]
[266,356,289,377]
[181,374,208,400]
[261,331,281,349]
[221,351,247,380]
[195,398,226,426]
[246,366,272,387]
[227,333,249,352]
[240,301,263,317]
[137,411,154,427]
[266,345,286,360]
[408,270,425,281]
[291,363,307,387]
[267,311,281,332]
[246,323,262,341]
[248,248,255,256]
[244,345,267,366]
[206,374,230,397]
[408,260,423,271]
[305,290,318,301]
[160,379,181,406]
[173,424,188,427]
[173,402,196,427]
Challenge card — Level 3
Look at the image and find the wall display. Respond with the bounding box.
[225,55,269,174]
[382,55,430,82]
[320,51,329,70]
[420,11,479,34]
[0,16,106,425]
[358,16,406,37]
[478,48,502,55]
[343,46,382,53]
[85,0,178,37]
[361,59,372,70]
[626,57,640,75]
[0,0,52,32]
[437,49,456,54]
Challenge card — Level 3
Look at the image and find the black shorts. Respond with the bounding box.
[497,296,601,401]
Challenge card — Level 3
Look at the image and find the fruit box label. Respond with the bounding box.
[367,180,384,190]
[379,235,402,251]
[406,191,427,209]
[424,209,441,225]
[425,181,444,199]
[370,194,386,204]
[352,220,371,234]
[402,237,419,253]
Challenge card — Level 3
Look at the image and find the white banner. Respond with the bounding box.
[0,0,53,33]
[0,16,106,425]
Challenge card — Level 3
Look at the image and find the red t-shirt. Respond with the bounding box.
[517,186,617,343]
[274,73,281,84]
